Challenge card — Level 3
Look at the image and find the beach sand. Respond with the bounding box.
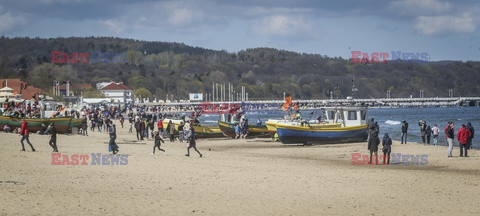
[1,124,479,215]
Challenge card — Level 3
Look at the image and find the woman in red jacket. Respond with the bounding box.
[20,119,36,152]
[457,124,471,157]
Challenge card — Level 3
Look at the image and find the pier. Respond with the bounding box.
[136,97,480,112]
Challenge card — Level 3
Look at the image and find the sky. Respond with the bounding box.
[1,0,479,61]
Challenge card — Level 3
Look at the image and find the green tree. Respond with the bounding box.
[134,88,152,101]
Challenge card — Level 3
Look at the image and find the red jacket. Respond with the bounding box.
[157,119,163,129]
[20,121,29,135]
[457,127,471,145]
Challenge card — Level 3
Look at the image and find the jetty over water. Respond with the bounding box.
[138,97,480,111]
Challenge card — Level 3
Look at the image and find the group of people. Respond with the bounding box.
[152,119,202,157]
[413,120,475,157]
[376,119,476,162]
[367,118,391,164]
[444,122,475,157]
[235,118,249,139]
[417,120,441,145]
[17,119,56,152]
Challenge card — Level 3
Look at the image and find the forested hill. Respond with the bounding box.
[1,36,479,100]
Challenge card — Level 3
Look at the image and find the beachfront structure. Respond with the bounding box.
[98,82,134,104]
[1,79,42,100]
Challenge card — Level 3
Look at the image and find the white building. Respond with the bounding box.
[98,82,134,104]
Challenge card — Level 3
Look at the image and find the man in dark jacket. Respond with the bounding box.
[46,123,58,152]
[369,130,380,164]
[466,122,474,149]
[135,119,142,140]
[401,120,408,144]
[367,118,375,143]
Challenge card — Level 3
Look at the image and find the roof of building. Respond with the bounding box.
[59,83,92,91]
[100,82,133,91]
[1,79,42,100]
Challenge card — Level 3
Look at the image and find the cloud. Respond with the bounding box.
[251,15,315,37]
[413,12,476,36]
[0,12,27,34]
[242,6,312,17]
[167,8,201,27]
[390,0,452,16]
[101,18,128,33]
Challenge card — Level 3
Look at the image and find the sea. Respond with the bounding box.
[196,107,480,148]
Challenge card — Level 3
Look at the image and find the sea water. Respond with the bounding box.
[194,107,479,148]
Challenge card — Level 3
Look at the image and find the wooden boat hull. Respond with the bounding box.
[218,121,270,138]
[162,119,223,138]
[265,120,341,135]
[276,123,368,145]
[0,116,74,134]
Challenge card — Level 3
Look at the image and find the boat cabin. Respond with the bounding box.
[321,107,367,127]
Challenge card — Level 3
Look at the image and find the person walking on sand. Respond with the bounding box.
[446,122,454,157]
[109,123,119,155]
[153,131,166,154]
[369,130,380,164]
[432,124,439,145]
[128,115,133,133]
[458,124,471,157]
[466,122,474,149]
[382,133,392,165]
[183,120,191,141]
[19,119,36,152]
[167,120,175,142]
[135,119,142,140]
[120,115,125,128]
[426,125,432,145]
[81,115,88,136]
[401,120,408,144]
[419,120,427,143]
[45,123,58,152]
[185,127,202,157]
[178,121,185,143]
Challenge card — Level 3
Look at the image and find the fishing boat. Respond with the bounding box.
[265,119,341,135]
[276,107,368,145]
[0,116,74,134]
[217,120,270,138]
[162,118,223,138]
[71,118,83,130]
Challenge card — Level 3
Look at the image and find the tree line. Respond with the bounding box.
[0,36,479,100]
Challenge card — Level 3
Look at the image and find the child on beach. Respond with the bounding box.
[185,127,202,157]
[235,124,240,139]
[153,131,166,155]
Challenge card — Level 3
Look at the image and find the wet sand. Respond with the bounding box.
[1,124,479,215]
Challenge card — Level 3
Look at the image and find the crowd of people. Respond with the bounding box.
[367,118,476,164]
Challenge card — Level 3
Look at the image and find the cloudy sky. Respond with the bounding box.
[1,0,479,61]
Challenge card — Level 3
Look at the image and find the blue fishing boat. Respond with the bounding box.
[276,107,368,145]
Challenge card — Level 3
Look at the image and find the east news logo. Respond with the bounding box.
[51,153,129,165]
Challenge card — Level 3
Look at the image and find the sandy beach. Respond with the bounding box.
[1,124,479,215]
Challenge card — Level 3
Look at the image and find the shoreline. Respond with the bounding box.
[1,125,479,215]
